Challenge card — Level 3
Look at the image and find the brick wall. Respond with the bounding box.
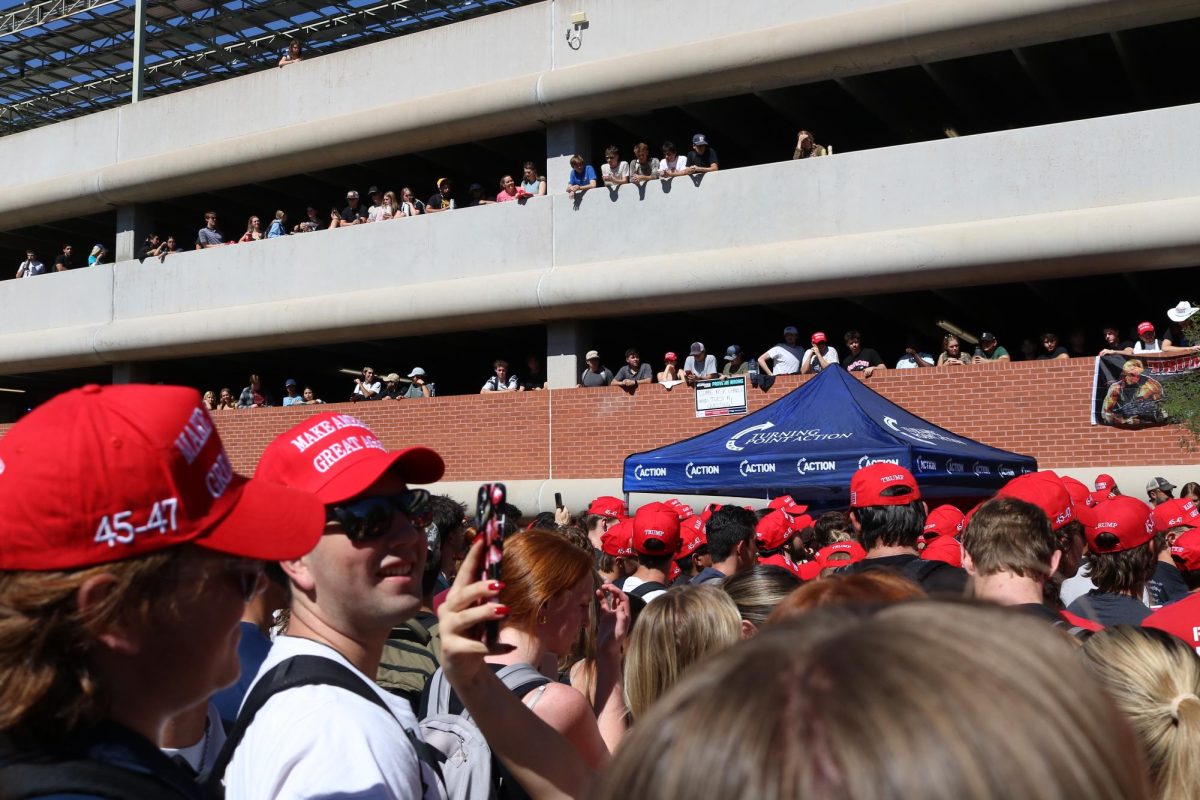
[1,361,1195,475]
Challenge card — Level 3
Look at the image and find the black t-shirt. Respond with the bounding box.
[1036,347,1069,360]
[340,204,368,223]
[1066,590,1151,626]
[690,146,719,168]
[842,348,884,371]
[54,253,75,270]
[836,553,968,596]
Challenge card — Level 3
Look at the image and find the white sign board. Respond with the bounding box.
[695,377,748,418]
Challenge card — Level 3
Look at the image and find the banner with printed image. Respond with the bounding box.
[1091,353,1200,428]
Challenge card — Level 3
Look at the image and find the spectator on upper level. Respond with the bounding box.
[87,243,108,266]
[139,235,168,260]
[792,129,828,160]
[1101,321,1161,356]
[972,331,1010,363]
[520,162,547,197]
[1162,302,1200,357]
[565,155,597,196]
[722,345,751,376]
[267,210,288,238]
[580,350,614,387]
[757,326,805,376]
[379,373,404,401]
[601,146,629,188]
[1100,325,1132,354]
[294,206,322,233]
[164,235,181,253]
[1037,332,1070,360]
[351,366,381,401]
[614,348,652,388]
[841,330,885,377]
[1018,338,1038,361]
[281,378,303,406]
[365,186,387,221]
[658,352,682,384]
[53,243,76,271]
[398,188,421,217]
[687,134,719,175]
[237,373,269,408]
[496,175,529,203]
[937,334,969,366]
[216,387,236,411]
[405,367,434,398]
[1067,328,1088,357]
[684,342,719,384]
[278,39,303,67]
[481,359,519,393]
[659,140,689,178]
[465,183,493,207]
[239,216,264,243]
[800,332,838,375]
[426,178,455,213]
[376,191,401,222]
[896,338,934,368]
[520,355,545,391]
[301,386,325,404]
[196,212,225,249]
[628,142,660,184]
[15,249,44,278]
[333,190,369,227]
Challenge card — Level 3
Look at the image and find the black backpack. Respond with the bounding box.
[206,655,442,798]
[0,734,199,800]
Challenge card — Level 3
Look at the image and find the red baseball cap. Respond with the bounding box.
[849,463,920,508]
[811,331,827,344]
[787,513,815,534]
[1169,528,1200,573]
[255,411,444,505]
[1059,476,1099,528]
[664,352,677,362]
[1085,495,1155,554]
[633,504,681,555]
[1091,473,1116,505]
[677,515,707,556]
[755,510,795,551]
[816,540,867,570]
[923,504,965,539]
[768,495,808,517]
[600,518,634,557]
[668,561,682,583]
[0,384,325,570]
[996,471,1075,531]
[920,534,962,568]
[1143,592,1200,647]
[1137,321,1155,335]
[587,495,626,519]
[1154,498,1200,534]
[700,502,723,523]
[664,498,695,519]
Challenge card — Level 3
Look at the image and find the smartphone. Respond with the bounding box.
[554,492,564,510]
[475,483,507,648]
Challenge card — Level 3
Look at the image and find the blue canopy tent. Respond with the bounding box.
[622,366,1036,507]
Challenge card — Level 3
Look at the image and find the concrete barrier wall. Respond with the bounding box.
[2,0,1198,227]
[3,359,1193,513]
[2,103,1200,372]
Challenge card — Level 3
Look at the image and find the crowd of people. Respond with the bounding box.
[2,382,1199,799]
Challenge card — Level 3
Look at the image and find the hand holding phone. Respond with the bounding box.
[554,492,564,510]
[474,483,507,648]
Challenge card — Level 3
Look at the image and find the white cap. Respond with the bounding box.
[408,367,426,378]
[1167,301,1199,323]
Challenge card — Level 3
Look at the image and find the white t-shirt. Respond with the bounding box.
[661,154,688,174]
[601,161,629,183]
[224,636,443,800]
[683,354,718,377]
[1134,339,1161,354]
[801,346,839,373]
[161,702,226,781]
[354,379,382,398]
[764,344,803,375]
[620,575,667,603]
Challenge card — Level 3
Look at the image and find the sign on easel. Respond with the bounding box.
[695,377,747,418]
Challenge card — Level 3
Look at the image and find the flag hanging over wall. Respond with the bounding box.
[1091,354,1199,428]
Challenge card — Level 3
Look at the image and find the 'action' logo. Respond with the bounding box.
[633,464,668,480]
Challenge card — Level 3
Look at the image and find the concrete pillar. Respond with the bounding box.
[112,362,152,384]
[546,121,591,195]
[547,320,586,389]
[131,0,146,102]
[115,204,153,262]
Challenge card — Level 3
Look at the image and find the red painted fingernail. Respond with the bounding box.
[493,604,509,616]
[489,581,505,591]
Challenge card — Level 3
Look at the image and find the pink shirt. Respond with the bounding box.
[495,189,519,203]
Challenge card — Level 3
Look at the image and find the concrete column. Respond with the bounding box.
[546,121,591,194]
[547,320,586,389]
[115,204,153,262]
[112,362,152,384]
[131,0,147,102]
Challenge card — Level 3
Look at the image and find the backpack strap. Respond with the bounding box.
[628,581,668,599]
[208,655,441,796]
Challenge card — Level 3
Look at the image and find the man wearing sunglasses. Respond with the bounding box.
[221,412,447,799]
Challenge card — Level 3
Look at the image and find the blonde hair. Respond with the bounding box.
[1081,626,1200,800]
[623,585,742,722]
[0,549,184,741]
[601,602,1149,800]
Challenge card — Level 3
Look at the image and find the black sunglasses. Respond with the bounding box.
[326,489,433,541]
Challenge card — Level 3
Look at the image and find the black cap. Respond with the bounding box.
[368,185,380,195]
[980,331,997,342]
